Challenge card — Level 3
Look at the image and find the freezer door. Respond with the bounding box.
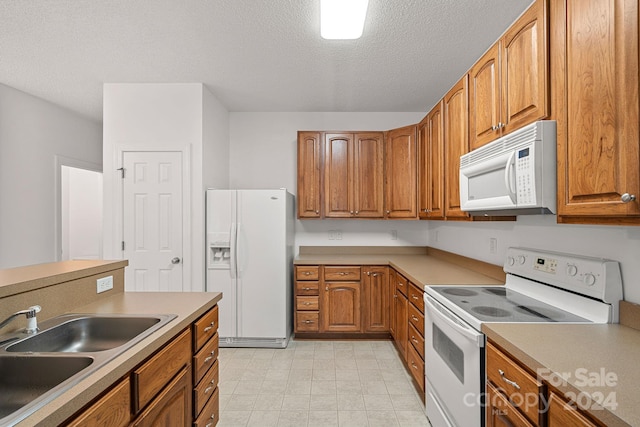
[206,189,237,339]
[236,189,289,339]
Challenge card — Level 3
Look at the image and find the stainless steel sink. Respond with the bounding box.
[7,316,162,353]
[0,312,176,426]
[0,355,93,419]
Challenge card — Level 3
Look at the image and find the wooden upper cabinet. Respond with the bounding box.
[353,133,385,218]
[297,132,322,218]
[469,42,502,150]
[554,0,640,221]
[418,116,429,219]
[324,133,354,218]
[444,76,471,220]
[418,102,445,220]
[385,125,418,219]
[501,0,549,135]
[468,0,549,150]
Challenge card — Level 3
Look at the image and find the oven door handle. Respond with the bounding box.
[424,294,484,348]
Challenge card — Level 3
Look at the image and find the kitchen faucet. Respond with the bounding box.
[0,305,41,334]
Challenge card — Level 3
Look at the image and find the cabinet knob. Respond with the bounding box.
[621,193,636,203]
[315,210,319,214]
[498,122,505,129]
[491,125,499,131]
[350,211,354,215]
[372,273,378,277]
[355,211,359,215]
[386,210,390,214]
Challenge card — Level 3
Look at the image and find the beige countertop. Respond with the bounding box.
[295,252,504,288]
[483,322,640,427]
[13,291,222,427]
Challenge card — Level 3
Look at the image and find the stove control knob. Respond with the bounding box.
[517,255,526,265]
[567,264,578,277]
[507,256,515,266]
[583,273,596,286]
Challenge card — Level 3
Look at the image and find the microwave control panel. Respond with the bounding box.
[515,146,536,205]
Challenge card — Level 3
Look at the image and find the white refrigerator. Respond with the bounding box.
[206,189,294,348]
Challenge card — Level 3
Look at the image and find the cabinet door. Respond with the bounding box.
[389,269,397,338]
[297,132,322,218]
[132,366,191,427]
[444,76,470,220]
[555,0,640,219]
[486,383,534,427]
[324,133,354,218]
[469,42,501,150]
[501,0,549,136]
[385,125,418,218]
[362,266,390,332]
[321,281,361,332]
[418,115,430,219]
[427,101,446,219]
[67,378,131,427]
[353,133,385,218]
[547,392,598,427]
[394,290,408,360]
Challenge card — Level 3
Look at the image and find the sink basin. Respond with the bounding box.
[7,316,162,353]
[0,355,93,418]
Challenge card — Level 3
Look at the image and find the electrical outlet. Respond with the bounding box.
[328,230,335,240]
[435,230,440,242]
[97,276,113,293]
[335,230,342,240]
[489,237,498,254]
[391,230,398,240]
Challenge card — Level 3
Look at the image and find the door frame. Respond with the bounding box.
[113,145,192,290]
[54,155,103,262]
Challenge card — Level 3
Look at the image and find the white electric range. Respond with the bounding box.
[423,247,623,427]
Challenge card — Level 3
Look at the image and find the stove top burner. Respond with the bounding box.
[471,306,511,318]
[442,288,479,296]
[515,305,564,320]
[483,288,507,296]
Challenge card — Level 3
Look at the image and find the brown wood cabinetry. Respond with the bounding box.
[487,382,534,427]
[547,392,599,427]
[385,125,418,218]
[324,132,384,218]
[389,268,397,339]
[66,305,220,427]
[553,0,640,223]
[322,266,362,332]
[444,76,471,220]
[297,132,322,218]
[406,281,425,393]
[392,274,408,360]
[295,265,320,332]
[469,0,549,150]
[362,266,390,332]
[418,101,445,219]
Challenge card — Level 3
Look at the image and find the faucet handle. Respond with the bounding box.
[25,306,41,333]
[26,306,41,318]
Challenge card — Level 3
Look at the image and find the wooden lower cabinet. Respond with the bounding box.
[65,305,220,427]
[486,382,534,427]
[547,392,599,427]
[393,284,408,360]
[132,366,191,427]
[362,266,390,332]
[322,281,361,332]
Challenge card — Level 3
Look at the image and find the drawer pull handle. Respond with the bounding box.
[204,385,215,394]
[204,351,215,364]
[411,315,419,322]
[372,273,378,277]
[339,272,347,276]
[498,369,521,390]
[411,336,419,344]
[204,321,216,332]
[412,295,419,300]
[303,287,311,291]
[205,414,216,427]
[305,271,311,275]
[305,320,314,324]
[411,361,418,370]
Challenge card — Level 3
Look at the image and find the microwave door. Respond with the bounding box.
[460,151,517,211]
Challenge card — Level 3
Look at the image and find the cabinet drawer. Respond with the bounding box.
[194,360,219,418]
[487,383,534,427]
[193,305,219,353]
[296,296,319,311]
[132,366,191,427]
[296,311,319,331]
[67,377,131,427]
[324,266,361,281]
[193,386,219,427]
[408,283,424,313]
[487,342,544,425]
[296,266,319,280]
[406,341,425,392]
[296,280,319,295]
[132,328,191,413]
[396,273,408,296]
[408,323,425,360]
[408,303,424,336]
[193,333,219,386]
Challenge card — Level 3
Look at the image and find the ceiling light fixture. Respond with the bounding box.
[320,0,369,40]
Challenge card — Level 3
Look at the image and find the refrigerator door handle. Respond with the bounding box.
[236,222,243,278]
[230,222,237,279]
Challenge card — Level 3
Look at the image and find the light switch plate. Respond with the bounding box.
[97,276,113,293]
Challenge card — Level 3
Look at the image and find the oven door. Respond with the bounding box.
[424,294,485,427]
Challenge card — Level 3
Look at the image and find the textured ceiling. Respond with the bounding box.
[0,0,533,122]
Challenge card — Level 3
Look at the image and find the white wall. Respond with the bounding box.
[0,83,102,269]
[103,83,230,291]
[229,112,427,251]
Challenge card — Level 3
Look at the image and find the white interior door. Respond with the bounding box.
[122,151,183,291]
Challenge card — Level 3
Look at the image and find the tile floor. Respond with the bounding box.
[217,339,432,427]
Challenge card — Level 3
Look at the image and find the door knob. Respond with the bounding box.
[171,257,181,264]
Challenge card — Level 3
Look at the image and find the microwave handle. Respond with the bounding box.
[505,151,516,203]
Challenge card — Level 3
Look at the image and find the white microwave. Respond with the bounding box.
[460,120,557,216]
